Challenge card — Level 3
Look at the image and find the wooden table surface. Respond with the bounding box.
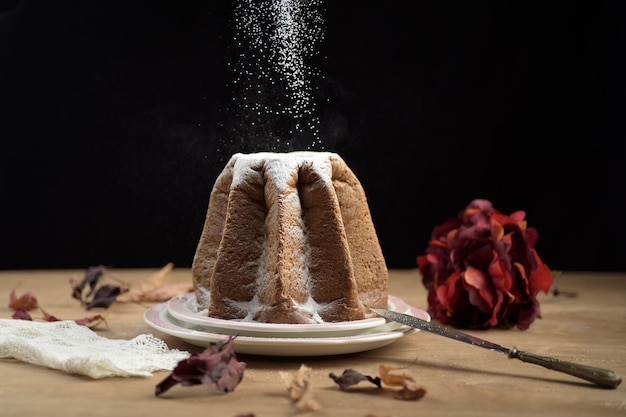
[1,268,624,417]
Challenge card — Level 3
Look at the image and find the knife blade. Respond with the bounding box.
[371,308,622,389]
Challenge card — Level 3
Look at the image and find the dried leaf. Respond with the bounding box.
[39,307,61,322]
[6,281,108,327]
[116,263,191,303]
[328,369,382,390]
[71,265,115,306]
[9,289,39,311]
[9,287,38,321]
[378,364,411,387]
[73,314,108,327]
[280,364,321,411]
[71,265,108,300]
[393,378,427,401]
[142,282,195,302]
[38,306,108,328]
[379,365,427,401]
[70,263,188,311]
[84,284,126,309]
[70,266,128,309]
[330,365,427,402]
[11,310,32,320]
[155,336,246,396]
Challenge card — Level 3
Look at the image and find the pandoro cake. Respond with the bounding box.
[192,151,388,324]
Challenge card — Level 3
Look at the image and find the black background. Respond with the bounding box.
[1,1,625,271]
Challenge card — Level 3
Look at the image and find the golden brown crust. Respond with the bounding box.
[191,158,235,308]
[191,152,388,324]
[330,154,389,310]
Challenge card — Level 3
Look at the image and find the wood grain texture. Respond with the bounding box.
[0,268,624,417]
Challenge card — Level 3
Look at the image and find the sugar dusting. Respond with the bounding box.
[206,2,361,323]
[231,151,333,190]
[229,151,336,323]
[221,0,325,153]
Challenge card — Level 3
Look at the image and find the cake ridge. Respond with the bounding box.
[192,151,388,324]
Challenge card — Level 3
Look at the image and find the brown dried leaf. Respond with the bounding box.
[378,364,412,387]
[138,282,195,302]
[393,378,427,401]
[379,365,427,401]
[116,263,191,302]
[280,364,321,411]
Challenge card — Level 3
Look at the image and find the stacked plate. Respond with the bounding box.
[144,293,430,356]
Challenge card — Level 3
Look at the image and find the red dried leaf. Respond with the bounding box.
[38,306,107,328]
[9,289,39,311]
[328,369,382,390]
[73,314,108,327]
[11,310,32,320]
[155,336,246,396]
[6,281,108,328]
[40,307,61,322]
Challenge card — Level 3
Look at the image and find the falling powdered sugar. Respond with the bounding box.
[224,0,325,152]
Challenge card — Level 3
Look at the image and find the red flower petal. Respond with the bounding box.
[528,252,554,295]
[488,251,516,297]
[490,218,505,241]
[436,271,462,312]
[463,267,495,311]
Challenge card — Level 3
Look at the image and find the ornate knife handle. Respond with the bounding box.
[508,347,622,389]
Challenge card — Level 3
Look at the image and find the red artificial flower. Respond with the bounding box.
[417,199,553,330]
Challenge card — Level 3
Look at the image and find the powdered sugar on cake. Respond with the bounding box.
[231,151,334,191]
[191,151,389,324]
[227,152,333,323]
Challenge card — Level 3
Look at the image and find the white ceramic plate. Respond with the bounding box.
[167,293,413,338]
[144,297,430,356]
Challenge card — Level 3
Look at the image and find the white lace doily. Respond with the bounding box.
[0,319,190,379]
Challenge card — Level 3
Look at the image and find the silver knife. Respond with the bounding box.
[371,308,622,389]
